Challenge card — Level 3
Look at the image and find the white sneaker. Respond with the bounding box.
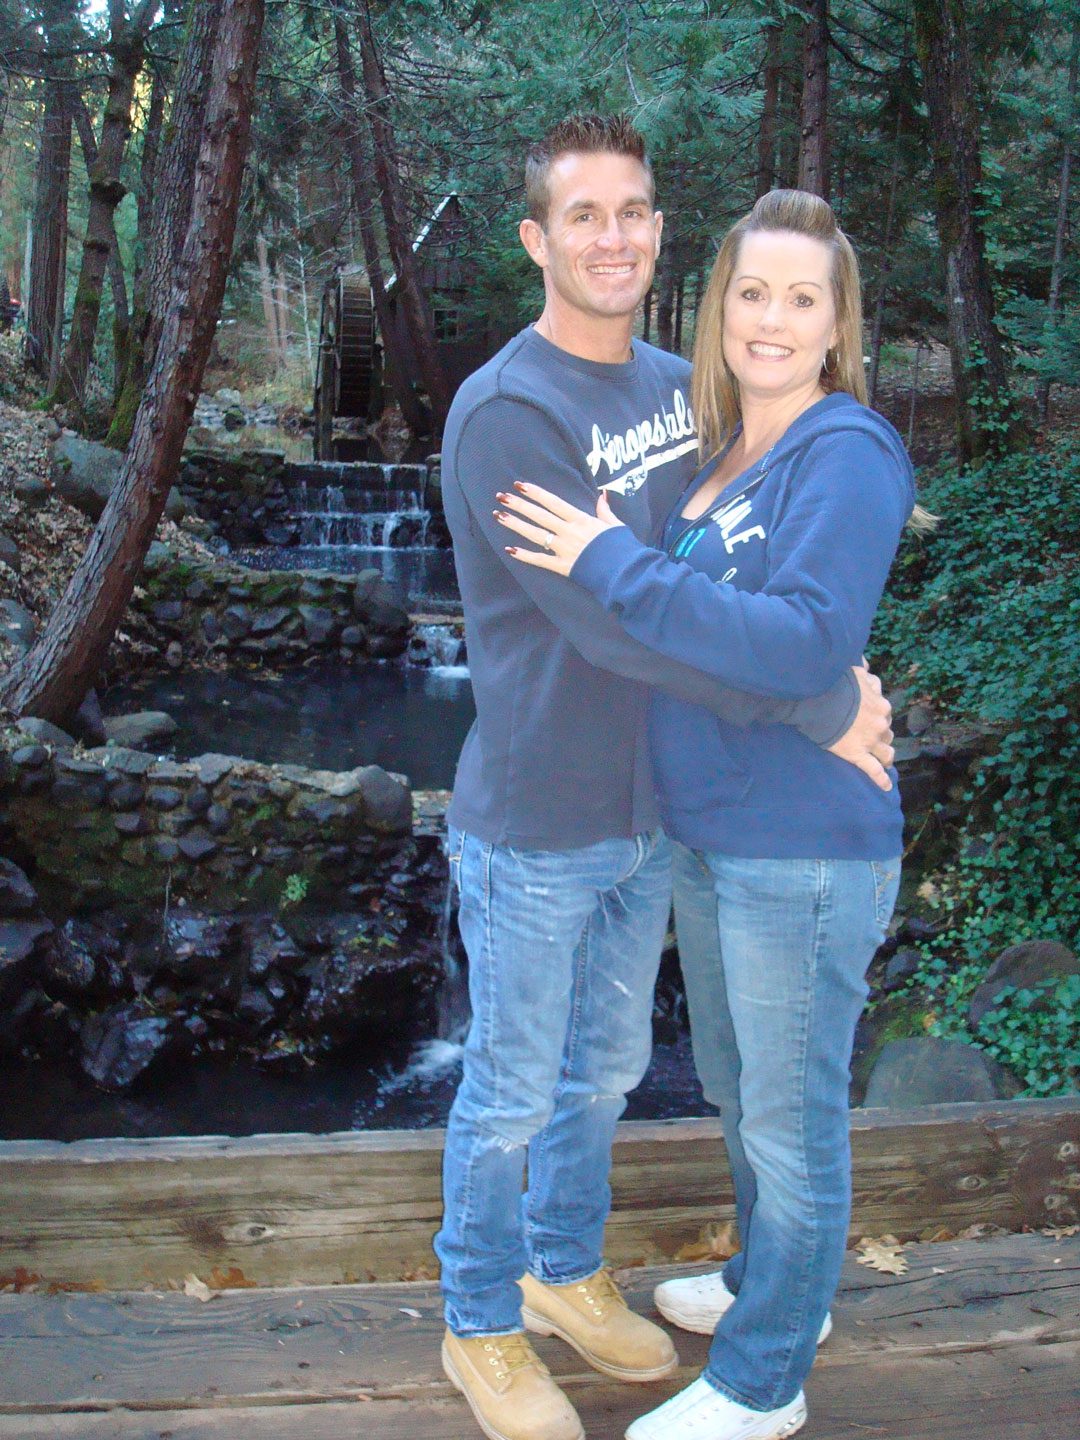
[653,1272,832,1345]
[626,1376,806,1440]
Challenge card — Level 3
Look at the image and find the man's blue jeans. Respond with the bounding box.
[671,844,901,1411]
[435,826,672,1337]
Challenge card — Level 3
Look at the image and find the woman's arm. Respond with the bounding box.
[496,432,912,700]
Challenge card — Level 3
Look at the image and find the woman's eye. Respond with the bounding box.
[740,288,761,301]
[793,293,815,307]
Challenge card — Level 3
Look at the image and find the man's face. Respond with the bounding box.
[520,152,662,323]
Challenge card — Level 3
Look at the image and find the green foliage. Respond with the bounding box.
[279,872,310,908]
[973,978,1080,1096]
[874,437,1080,1093]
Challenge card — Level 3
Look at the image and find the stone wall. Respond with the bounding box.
[135,549,410,663]
[0,727,412,914]
[0,727,447,1090]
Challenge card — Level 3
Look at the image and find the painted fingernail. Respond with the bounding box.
[493,509,507,520]
[513,481,528,492]
[505,546,518,555]
[496,492,510,503]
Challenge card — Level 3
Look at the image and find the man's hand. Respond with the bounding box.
[828,664,895,792]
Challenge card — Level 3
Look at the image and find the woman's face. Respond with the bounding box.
[722,229,839,406]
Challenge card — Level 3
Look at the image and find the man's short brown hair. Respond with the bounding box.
[525,114,654,227]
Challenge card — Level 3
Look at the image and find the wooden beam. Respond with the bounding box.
[1,1100,1077,1289]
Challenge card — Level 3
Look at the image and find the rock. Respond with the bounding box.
[103,711,178,748]
[223,407,246,431]
[14,474,49,510]
[193,754,235,785]
[221,605,252,640]
[17,716,74,748]
[0,599,36,656]
[165,487,187,522]
[178,830,218,862]
[299,605,335,646]
[163,912,240,982]
[236,984,278,1030]
[147,785,183,811]
[250,605,292,636]
[151,600,184,625]
[70,687,107,746]
[80,1001,188,1091]
[340,624,367,648]
[864,1037,1019,1108]
[113,812,150,836]
[214,387,244,408]
[107,777,144,810]
[0,859,38,916]
[358,766,412,833]
[99,746,156,775]
[50,434,123,519]
[967,941,1080,1028]
[905,703,934,737]
[884,947,922,989]
[205,803,232,835]
[0,528,22,572]
[165,641,183,669]
[185,784,212,816]
[0,917,54,1002]
[11,744,48,768]
[40,929,97,995]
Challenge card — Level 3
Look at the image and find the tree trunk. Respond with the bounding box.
[1036,23,1078,425]
[797,0,829,199]
[643,286,652,344]
[756,13,782,198]
[655,240,676,352]
[913,0,1027,460]
[54,3,158,409]
[355,0,449,433]
[107,0,221,448]
[0,0,265,726]
[868,110,903,407]
[71,94,132,399]
[673,268,685,354]
[257,231,285,367]
[25,70,72,381]
[272,251,291,361]
[332,10,428,435]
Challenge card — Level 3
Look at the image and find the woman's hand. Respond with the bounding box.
[493,481,624,577]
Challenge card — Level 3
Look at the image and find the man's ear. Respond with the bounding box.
[654,210,664,256]
[519,217,547,268]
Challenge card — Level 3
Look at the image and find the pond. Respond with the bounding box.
[103,656,475,790]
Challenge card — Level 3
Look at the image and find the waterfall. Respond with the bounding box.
[283,461,439,552]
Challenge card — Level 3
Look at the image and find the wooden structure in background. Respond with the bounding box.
[313,194,504,456]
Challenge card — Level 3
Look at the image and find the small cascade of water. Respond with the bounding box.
[285,461,438,552]
[408,622,468,676]
[378,868,470,1096]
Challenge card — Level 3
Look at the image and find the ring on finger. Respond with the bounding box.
[543,530,555,552]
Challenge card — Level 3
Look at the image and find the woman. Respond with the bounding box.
[493,189,918,1440]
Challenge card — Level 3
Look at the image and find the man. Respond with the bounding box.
[436,115,894,1440]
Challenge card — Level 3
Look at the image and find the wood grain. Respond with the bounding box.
[1,1100,1078,1289]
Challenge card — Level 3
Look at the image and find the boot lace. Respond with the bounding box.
[574,1269,627,1320]
[481,1333,540,1381]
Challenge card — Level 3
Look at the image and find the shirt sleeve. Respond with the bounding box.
[448,397,861,745]
[569,429,912,700]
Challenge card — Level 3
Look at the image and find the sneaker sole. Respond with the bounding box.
[625,1398,807,1440]
[521,1305,679,1383]
[441,1341,585,1440]
[654,1298,833,1346]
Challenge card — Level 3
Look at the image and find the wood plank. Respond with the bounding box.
[1,1101,1078,1288]
[0,1343,1077,1440]
[0,1235,1075,1412]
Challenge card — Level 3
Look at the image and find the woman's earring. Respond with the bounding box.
[823,347,839,376]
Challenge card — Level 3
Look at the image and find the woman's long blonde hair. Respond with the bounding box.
[690,188,934,530]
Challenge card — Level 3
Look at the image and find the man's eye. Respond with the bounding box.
[575,212,594,223]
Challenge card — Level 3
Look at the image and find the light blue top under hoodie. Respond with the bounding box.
[569,392,915,859]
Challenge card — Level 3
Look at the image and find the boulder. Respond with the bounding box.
[18,716,75,748]
[70,687,107,746]
[357,765,412,833]
[0,599,36,656]
[968,940,1080,1028]
[0,917,54,1003]
[80,1001,188,1091]
[0,859,38,916]
[14,474,49,510]
[0,528,22,572]
[103,711,178,749]
[51,434,185,522]
[864,1037,1020,1108]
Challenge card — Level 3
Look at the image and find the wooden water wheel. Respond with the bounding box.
[314,271,378,459]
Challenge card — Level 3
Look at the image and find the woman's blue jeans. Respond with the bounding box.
[435,826,672,1337]
[671,843,901,1411]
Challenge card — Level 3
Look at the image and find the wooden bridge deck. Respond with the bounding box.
[1,1231,1077,1439]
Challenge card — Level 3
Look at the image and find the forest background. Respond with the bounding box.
[0,0,1077,1096]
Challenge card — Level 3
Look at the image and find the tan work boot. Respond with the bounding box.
[521,1268,679,1382]
[441,1328,584,1440]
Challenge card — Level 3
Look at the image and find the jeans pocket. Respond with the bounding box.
[446,826,465,893]
[870,858,902,932]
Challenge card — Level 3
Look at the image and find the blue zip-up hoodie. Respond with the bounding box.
[569,393,915,859]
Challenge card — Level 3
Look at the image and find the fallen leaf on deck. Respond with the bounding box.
[183,1274,214,1302]
[674,1221,739,1262]
[399,1306,422,1318]
[1042,1225,1079,1238]
[856,1236,908,1276]
[955,1223,1007,1240]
